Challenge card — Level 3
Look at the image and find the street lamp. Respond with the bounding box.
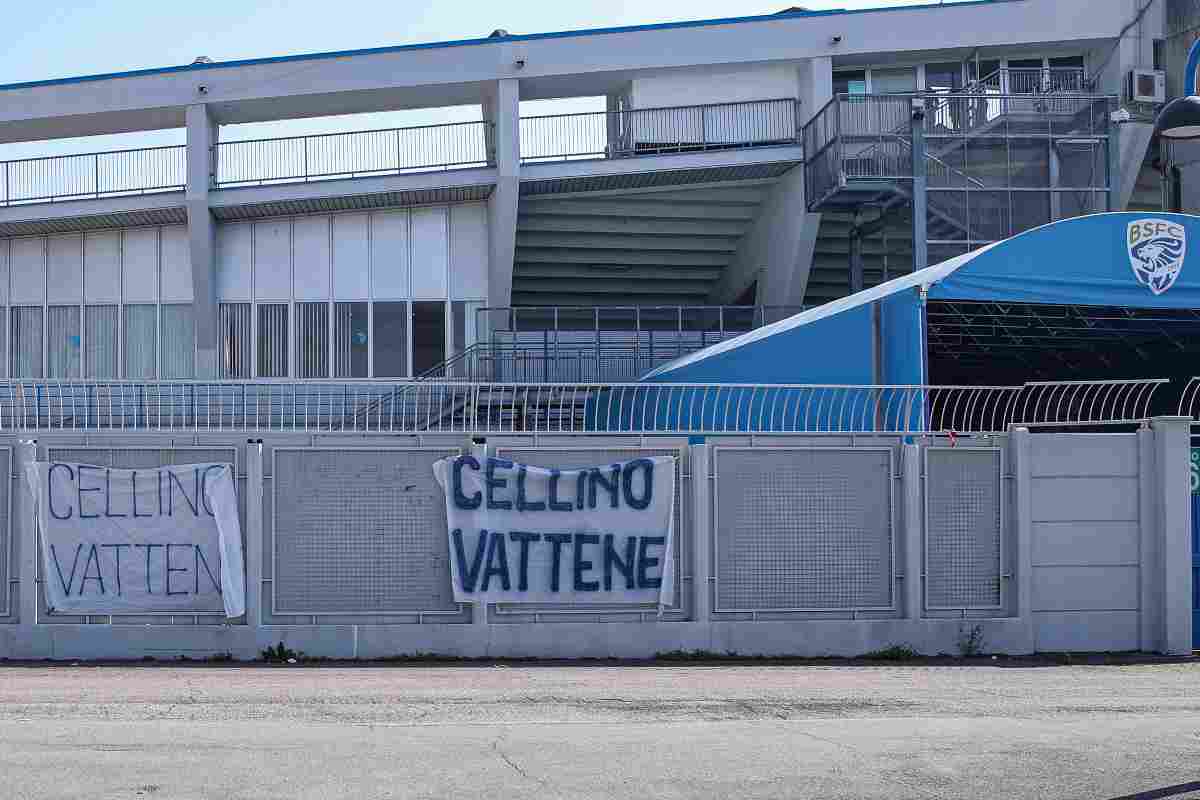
[1155,39,1200,140]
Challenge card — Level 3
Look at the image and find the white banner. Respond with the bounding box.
[432,456,676,606]
[26,462,246,618]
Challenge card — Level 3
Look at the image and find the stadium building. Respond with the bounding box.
[0,0,1195,660]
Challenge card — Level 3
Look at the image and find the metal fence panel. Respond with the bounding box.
[924,447,1004,611]
[492,445,689,619]
[713,447,894,612]
[271,447,461,615]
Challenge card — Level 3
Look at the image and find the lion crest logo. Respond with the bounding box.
[1128,219,1186,296]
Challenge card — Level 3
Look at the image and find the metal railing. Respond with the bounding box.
[0,379,1166,434]
[212,120,492,187]
[519,98,800,162]
[803,91,1114,216]
[420,305,805,382]
[0,145,186,206]
[972,67,1092,95]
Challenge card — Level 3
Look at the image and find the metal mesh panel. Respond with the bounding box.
[493,446,687,615]
[714,448,893,611]
[272,448,459,614]
[924,448,1002,610]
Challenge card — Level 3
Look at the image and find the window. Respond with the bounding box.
[871,67,916,95]
[925,62,964,93]
[47,306,80,379]
[124,305,157,379]
[833,70,867,96]
[84,305,118,379]
[161,304,195,378]
[295,302,329,378]
[257,303,289,378]
[372,301,408,378]
[411,301,446,377]
[10,307,38,379]
[219,303,251,379]
[334,301,369,378]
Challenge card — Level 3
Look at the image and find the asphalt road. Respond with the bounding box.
[1,660,1199,799]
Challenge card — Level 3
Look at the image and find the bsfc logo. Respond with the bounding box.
[1128,218,1186,295]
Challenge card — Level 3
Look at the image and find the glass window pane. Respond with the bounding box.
[872,67,917,95]
[84,305,118,379]
[833,70,867,95]
[256,303,289,378]
[372,301,409,378]
[295,302,329,379]
[47,306,80,379]
[925,62,964,92]
[124,305,157,379]
[161,304,195,378]
[411,302,446,377]
[219,302,251,379]
[11,306,42,379]
[334,301,369,378]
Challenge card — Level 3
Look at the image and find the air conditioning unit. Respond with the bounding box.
[1127,68,1166,104]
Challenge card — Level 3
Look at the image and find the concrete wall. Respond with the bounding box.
[630,64,800,109]
[0,424,1190,661]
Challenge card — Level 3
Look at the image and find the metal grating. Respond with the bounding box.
[713,448,894,612]
[518,162,800,196]
[0,206,186,238]
[493,446,687,616]
[924,448,1003,610]
[210,185,493,220]
[271,448,460,615]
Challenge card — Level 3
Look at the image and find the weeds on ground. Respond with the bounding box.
[260,643,302,663]
[860,644,921,661]
[957,624,986,658]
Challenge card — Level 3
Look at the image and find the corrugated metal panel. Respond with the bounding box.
[0,205,186,237]
[211,185,493,220]
[519,163,799,196]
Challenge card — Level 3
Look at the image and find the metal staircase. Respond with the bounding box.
[801,69,1115,305]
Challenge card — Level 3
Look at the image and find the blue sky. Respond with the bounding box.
[0,0,958,158]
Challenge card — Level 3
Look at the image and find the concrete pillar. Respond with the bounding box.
[798,56,833,122]
[484,79,520,309]
[689,442,711,622]
[1151,416,1193,654]
[16,439,37,638]
[1010,427,1035,646]
[245,440,263,632]
[186,104,219,378]
[1137,427,1159,651]
[902,443,922,620]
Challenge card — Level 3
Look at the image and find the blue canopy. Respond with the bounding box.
[644,213,1200,387]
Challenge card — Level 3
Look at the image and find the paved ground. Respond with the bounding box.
[1,659,1199,799]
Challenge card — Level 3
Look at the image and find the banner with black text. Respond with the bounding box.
[432,456,675,607]
[27,462,246,618]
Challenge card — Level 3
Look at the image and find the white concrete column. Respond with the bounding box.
[244,440,263,631]
[1151,416,1193,654]
[689,442,711,622]
[1009,427,1035,640]
[186,104,219,378]
[16,439,37,636]
[483,79,520,309]
[902,443,922,619]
